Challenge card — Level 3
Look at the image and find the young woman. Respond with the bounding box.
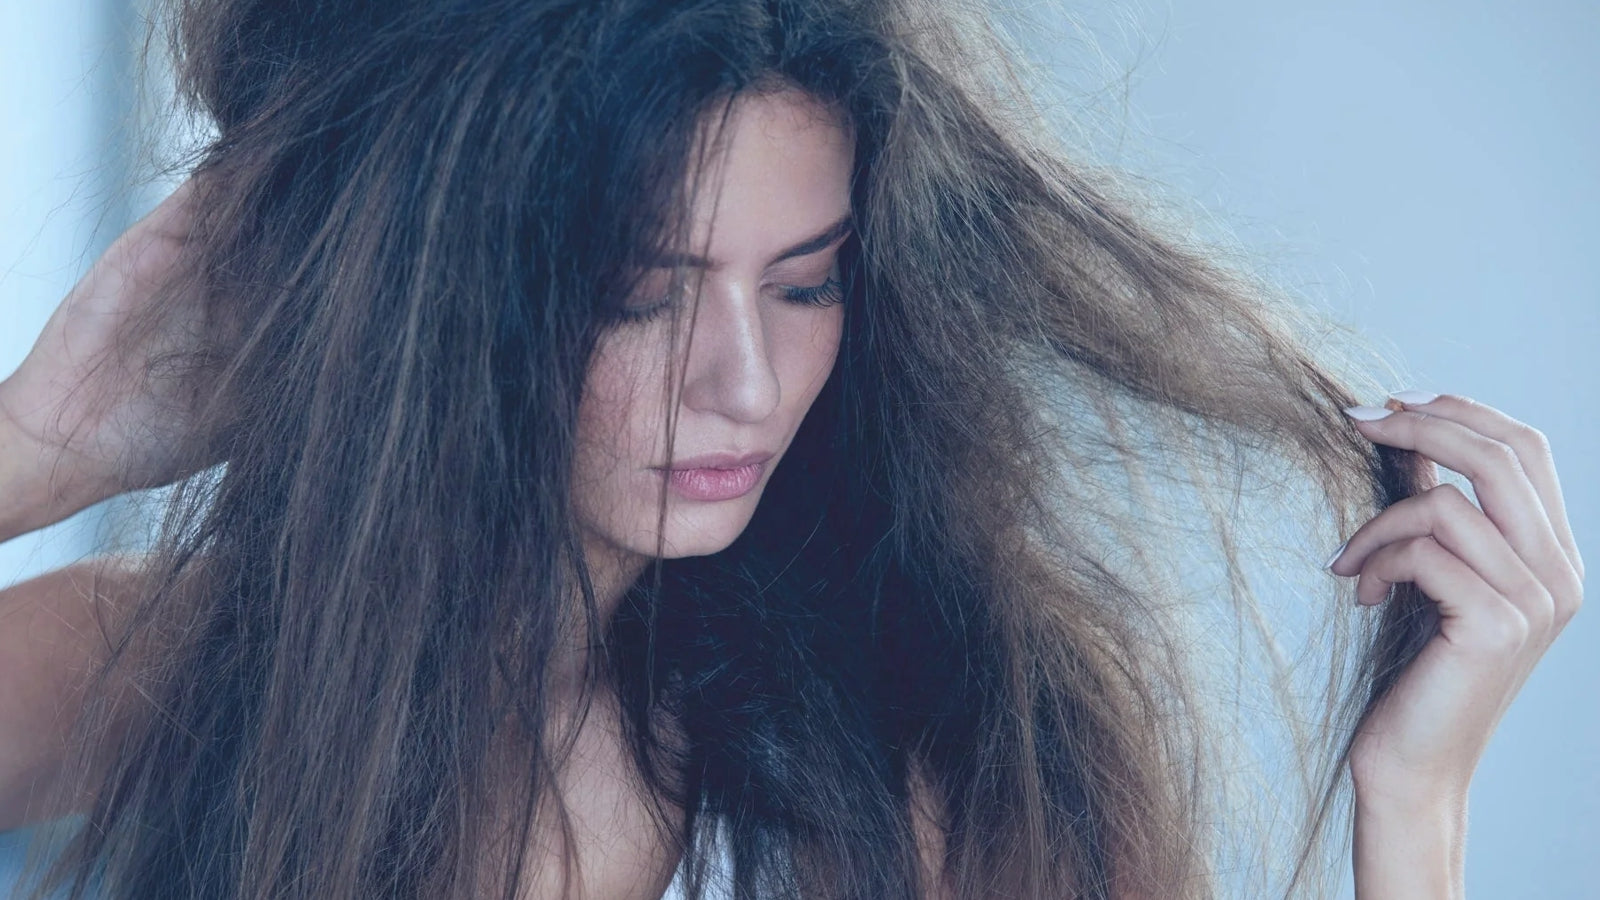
[0,0,1582,898]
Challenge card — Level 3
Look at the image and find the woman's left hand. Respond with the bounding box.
[1329,392,1585,802]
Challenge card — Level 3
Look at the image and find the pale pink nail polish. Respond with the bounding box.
[1322,538,1350,571]
[1388,389,1439,405]
[1343,405,1393,422]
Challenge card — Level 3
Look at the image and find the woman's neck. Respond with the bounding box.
[545,536,653,700]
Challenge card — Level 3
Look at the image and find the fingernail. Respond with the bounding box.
[1343,405,1394,422]
[1322,537,1350,571]
[1388,389,1439,405]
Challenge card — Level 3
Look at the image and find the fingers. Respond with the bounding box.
[1356,535,1540,659]
[1393,393,1582,580]
[1343,396,1581,619]
[1331,484,1553,629]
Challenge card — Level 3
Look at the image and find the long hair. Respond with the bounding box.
[32,0,1436,897]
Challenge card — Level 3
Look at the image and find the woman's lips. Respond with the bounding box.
[657,452,773,502]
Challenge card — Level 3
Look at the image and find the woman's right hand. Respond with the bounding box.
[0,179,214,523]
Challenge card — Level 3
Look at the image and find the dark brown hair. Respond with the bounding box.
[31,1,1435,897]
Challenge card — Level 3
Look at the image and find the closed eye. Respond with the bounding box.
[611,226,852,325]
[781,278,844,308]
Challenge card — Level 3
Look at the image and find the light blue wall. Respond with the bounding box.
[1038,1,1596,895]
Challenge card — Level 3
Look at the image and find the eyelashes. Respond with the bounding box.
[611,277,845,326]
[780,277,845,309]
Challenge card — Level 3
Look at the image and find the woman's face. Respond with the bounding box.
[574,89,853,567]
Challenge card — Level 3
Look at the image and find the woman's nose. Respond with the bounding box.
[679,280,781,424]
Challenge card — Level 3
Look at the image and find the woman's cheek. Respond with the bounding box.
[804,305,846,384]
[576,343,647,472]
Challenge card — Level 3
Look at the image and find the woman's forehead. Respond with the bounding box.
[671,90,854,267]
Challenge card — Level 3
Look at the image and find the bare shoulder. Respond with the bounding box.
[0,553,164,829]
[1,557,687,897]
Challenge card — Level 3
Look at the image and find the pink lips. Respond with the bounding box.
[657,452,773,502]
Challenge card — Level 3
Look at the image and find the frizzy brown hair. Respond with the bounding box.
[28,0,1435,898]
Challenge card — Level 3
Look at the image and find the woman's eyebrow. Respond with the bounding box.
[654,213,854,270]
[769,214,854,263]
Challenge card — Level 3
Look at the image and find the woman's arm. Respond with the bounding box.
[0,408,101,546]
[0,178,211,830]
[1351,789,1465,898]
[1331,393,1584,898]
[0,178,209,528]
[0,340,144,830]
[0,356,123,828]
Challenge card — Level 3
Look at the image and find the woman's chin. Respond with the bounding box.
[582,492,764,563]
[653,499,761,559]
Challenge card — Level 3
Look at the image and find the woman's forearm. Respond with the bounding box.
[1352,786,1467,899]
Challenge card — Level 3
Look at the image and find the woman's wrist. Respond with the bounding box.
[0,382,104,543]
[1351,779,1468,900]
